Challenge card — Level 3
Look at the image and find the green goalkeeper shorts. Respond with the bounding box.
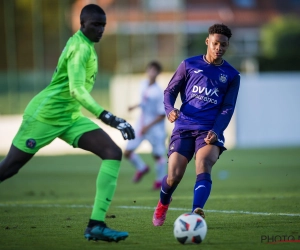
[12,115,100,154]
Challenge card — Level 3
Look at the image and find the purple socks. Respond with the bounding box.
[160,175,177,205]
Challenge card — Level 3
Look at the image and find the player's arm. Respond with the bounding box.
[128,104,140,112]
[164,61,186,122]
[68,45,135,140]
[68,44,104,117]
[141,114,165,134]
[211,74,241,139]
[144,90,166,130]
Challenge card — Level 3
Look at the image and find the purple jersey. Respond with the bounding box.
[164,55,240,142]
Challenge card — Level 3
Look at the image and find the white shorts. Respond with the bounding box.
[126,129,166,156]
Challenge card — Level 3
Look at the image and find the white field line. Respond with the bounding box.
[0,203,300,217]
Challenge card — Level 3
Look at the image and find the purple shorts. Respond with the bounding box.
[167,130,226,162]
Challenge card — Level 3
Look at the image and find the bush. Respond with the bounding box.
[259,15,300,71]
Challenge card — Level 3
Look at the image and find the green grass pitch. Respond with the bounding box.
[1,147,300,250]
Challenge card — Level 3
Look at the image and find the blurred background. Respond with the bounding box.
[1,0,300,155]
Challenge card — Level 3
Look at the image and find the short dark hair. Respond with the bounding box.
[208,24,232,39]
[80,4,105,22]
[147,61,162,73]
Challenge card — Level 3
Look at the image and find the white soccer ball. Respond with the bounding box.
[173,213,207,244]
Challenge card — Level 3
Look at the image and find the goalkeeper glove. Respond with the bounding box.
[99,110,135,140]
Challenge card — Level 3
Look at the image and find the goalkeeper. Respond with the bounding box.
[0,4,134,243]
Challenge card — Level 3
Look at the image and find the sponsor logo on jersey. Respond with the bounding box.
[26,139,36,149]
[191,93,218,104]
[170,142,175,150]
[191,86,219,104]
[219,74,228,83]
[194,69,203,73]
[192,86,219,97]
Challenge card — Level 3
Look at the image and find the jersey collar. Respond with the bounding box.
[203,55,224,66]
[77,30,94,45]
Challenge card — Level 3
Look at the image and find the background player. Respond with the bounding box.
[152,24,240,226]
[124,61,167,190]
[0,4,134,242]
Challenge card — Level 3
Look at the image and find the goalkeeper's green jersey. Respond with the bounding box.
[24,30,104,125]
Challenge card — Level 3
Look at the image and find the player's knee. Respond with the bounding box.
[198,157,216,170]
[204,158,216,170]
[103,145,122,160]
[114,146,122,160]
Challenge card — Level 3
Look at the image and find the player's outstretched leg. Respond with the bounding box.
[127,152,150,183]
[78,129,128,243]
[84,222,128,242]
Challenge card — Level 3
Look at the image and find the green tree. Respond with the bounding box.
[259,15,300,71]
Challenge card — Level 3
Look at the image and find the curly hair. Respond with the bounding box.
[208,24,232,39]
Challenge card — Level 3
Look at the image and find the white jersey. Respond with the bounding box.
[138,79,166,135]
[126,79,166,155]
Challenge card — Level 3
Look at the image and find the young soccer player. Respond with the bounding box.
[124,61,167,190]
[152,24,240,226]
[0,4,135,242]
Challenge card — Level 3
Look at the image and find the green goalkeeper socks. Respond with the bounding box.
[90,159,121,222]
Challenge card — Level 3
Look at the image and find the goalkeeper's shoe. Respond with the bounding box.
[193,207,205,219]
[84,224,128,242]
[152,198,172,226]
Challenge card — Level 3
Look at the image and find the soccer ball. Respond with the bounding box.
[173,213,207,244]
